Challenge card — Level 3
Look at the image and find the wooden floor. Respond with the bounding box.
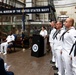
[0,48,55,75]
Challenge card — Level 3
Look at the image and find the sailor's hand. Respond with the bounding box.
[69,55,72,60]
[60,50,62,54]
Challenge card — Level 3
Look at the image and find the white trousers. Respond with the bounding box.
[55,49,64,75]
[54,49,58,68]
[62,51,73,75]
[1,42,8,54]
[50,43,55,62]
[72,56,76,75]
[72,67,76,75]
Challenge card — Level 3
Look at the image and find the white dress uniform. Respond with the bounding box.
[40,29,48,54]
[69,40,76,75]
[49,28,56,62]
[61,27,76,75]
[1,34,15,54]
[53,28,65,75]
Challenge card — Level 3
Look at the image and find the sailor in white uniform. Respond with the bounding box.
[69,41,76,75]
[49,21,56,63]
[0,31,15,55]
[40,26,48,54]
[53,21,65,75]
[61,18,76,75]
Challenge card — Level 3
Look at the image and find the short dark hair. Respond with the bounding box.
[57,20,63,27]
[42,26,46,29]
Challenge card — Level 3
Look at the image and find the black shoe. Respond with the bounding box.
[52,66,58,70]
[50,60,55,64]
[54,73,58,75]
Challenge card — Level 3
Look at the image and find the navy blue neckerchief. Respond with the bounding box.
[69,41,76,56]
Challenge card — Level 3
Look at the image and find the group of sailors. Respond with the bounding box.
[0,17,76,75]
[49,18,76,75]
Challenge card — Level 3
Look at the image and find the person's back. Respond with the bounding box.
[0,58,14,75]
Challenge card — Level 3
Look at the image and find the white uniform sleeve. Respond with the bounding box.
[49,29,56,43]
[69,30,76,56]
[12,35,15,41]
[44,30,48,36]
[69,30,76,44]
